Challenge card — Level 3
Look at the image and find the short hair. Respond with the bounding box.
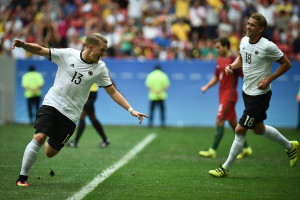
[214,37,230,49]
[155,65,161,70]
[250,13,267,30]
[85,33,107,47]
[29,65,35,71]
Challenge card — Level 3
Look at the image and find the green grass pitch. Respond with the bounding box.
[1,124,300,200]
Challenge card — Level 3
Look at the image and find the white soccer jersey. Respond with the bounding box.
[43,48,112,123]
[239,36,284,95]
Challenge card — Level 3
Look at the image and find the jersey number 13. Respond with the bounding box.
[71,71,83,85]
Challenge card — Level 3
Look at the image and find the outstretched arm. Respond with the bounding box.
[104,85,148,124]
[201,75,218,93]
[12,40,49,58]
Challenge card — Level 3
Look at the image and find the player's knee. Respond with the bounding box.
[45,151,58,158]
[235,124,246,134]
[252,122,265,135]
[46,152,54,158]
[33,133,47,145]
[45,143,59,158]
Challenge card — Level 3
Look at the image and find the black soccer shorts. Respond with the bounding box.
[239,90,272,129]
[35,105,76,151]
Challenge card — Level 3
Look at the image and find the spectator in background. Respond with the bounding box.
[171,17,191,41]
[22,65,44,124]
[217,14,233,38]
[128,0,145,27]
[68,32,83,51]
[146,65,170,128]
[175,0,191,20]
[189,0,207,40]
[206,0,220,39]
[142,17,159,40]
[119,24,135,58]
[257,0,276,40]
[201,39,218,60]
[227,0,246,33]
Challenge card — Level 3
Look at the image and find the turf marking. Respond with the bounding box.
[67,133,157,200]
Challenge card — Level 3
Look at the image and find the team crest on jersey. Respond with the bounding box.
[88,70,93,76]
[255,51,259,55]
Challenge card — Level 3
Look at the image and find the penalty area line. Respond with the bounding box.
[67,133,157,200]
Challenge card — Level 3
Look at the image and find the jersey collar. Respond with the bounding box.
[80,50,94,64]
[249,36,263,44]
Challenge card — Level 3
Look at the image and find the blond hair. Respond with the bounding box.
[85,33,108,47]
[250,13,267,30]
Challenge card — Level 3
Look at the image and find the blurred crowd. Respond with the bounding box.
[1,0,300,61]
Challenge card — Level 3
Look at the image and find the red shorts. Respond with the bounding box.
[217,101,237,122]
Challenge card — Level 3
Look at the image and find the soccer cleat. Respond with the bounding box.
[16,175,28,187]
[100,139,110,148]
[209,165,229,178]
[287,140,299,167]
[199,148,216,158]
[67,141,78,148]
[237,146,253,159]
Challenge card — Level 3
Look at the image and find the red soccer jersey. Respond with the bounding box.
[215,56,243,102]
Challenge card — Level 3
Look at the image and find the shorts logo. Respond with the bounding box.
[62,134,71,145]
[88,70,93,76]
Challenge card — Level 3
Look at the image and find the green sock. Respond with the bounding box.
[243,140,249,148]
[212,126,224,150]
[231,125,249,148]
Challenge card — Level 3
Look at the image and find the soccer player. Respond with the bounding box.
[67,83,111,148]
[209,13,299,178]
[199,37,252,159]
[13,33,148,186]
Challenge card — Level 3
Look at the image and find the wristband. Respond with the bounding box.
[128,107,134,113]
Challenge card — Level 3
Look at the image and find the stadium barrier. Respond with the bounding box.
[13,58,300,127]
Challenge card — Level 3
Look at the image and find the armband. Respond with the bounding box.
[128,107,134,114]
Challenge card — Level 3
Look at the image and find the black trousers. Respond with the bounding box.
[27,96,41,123]
[149,100,165,127]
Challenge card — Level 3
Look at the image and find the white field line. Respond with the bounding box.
[67,133,157,200]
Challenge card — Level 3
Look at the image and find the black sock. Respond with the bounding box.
[92,120,107,142]
[74,120,85,143]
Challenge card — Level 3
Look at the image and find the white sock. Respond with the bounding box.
[263,125,292,150]
[223,134,245,171]
[20,139,42,176]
